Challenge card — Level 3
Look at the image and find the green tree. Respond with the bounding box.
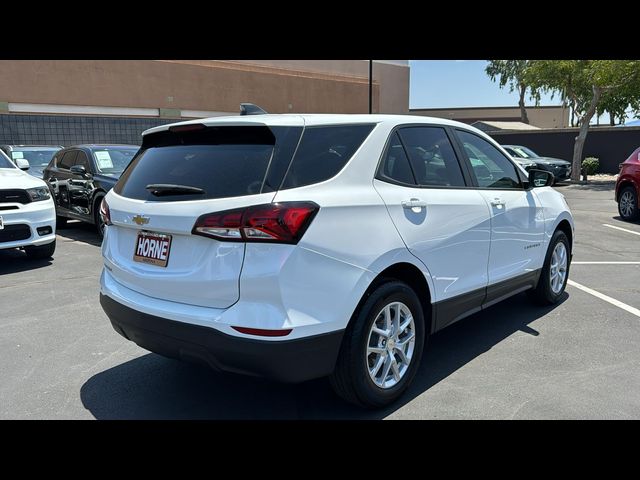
[486,60,534,123]
[600,80,640,125]
[525,60,640,181]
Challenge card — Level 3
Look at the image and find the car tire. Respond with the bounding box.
[618,186,640,222]
[330,280,426,408]
[528,230,570,305]
[94,195,106,240]
[24,239,56,260]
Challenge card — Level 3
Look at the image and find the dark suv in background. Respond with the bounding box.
[0,145,63,179]
[43,144,139,238]
[502,145,572,184]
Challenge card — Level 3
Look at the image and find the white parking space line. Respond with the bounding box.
[603,223,640,236]
[567,279,640,318]
[573,261,640,265]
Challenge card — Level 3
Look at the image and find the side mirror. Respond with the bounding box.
[70,165,91,178]
[528,168,554,188]
[16,158,30,171]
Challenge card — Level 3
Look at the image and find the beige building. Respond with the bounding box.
[0,60,409,146]
[0,60,409,118]
[410,105,569,129]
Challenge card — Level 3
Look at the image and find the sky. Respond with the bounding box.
[409,60,556,109]
[409,60,637,123]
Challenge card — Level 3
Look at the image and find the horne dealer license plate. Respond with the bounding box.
[133,231,172,267]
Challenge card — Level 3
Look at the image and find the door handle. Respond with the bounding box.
[490,198,506,208]
[401,198,427,212]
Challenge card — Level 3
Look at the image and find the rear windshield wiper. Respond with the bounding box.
[145,184,206,196]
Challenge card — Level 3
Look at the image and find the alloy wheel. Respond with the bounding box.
[366,301,416,389]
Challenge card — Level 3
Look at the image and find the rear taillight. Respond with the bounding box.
[100,198,112,226]
[192,202,319,244]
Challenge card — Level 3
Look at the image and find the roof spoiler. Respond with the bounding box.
[240,103,268,116]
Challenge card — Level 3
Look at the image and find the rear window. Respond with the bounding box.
[115,124,374,201]
[115,126,301,202]
[280,124,375,189]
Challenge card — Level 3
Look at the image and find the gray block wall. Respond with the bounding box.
[0,114,180,146]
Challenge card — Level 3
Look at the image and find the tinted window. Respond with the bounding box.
[74,151,91,171]
[398,127,466,187]
[58,151,77,170]
[281,124,375,189]
[92,147,138,176]
[457,130,521,189]
[0,150,14,168]
[379,132,415,185]
[116,126,288,202]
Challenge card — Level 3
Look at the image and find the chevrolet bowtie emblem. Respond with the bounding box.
[132,215,150,226]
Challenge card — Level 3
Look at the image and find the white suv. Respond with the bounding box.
[0,151,56,259]
[99,114,574,407]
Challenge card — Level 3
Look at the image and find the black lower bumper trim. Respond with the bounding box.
[100,294,344,383]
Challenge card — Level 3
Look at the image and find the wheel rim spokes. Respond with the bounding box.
[366,301,416,389]
[620,192,634,217]
[550,242,568,294]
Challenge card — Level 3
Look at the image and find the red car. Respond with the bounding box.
[616,147,640,221]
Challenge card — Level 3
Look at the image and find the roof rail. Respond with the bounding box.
[240,103,268,116]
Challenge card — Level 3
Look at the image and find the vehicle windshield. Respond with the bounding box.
[92,147,139,176]
[512,146,539,158]
[0,150,15,168]
[10,147,61,166]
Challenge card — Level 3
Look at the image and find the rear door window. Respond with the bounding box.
[398,127,466,187]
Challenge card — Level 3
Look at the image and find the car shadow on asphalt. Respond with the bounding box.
[611,215,640,226]
[80,291,568,419]
[56,221,102,247]
[0,248,52,274]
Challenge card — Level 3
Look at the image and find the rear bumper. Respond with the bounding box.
[100,294,344,383]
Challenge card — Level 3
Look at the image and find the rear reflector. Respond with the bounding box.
[232,326,293,337]
[192,202,319,244]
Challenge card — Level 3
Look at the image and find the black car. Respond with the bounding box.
[0,145,63,179]
[502,145,572,183]
[43,145,139,238]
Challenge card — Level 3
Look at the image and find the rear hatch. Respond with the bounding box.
[102,121,304,309]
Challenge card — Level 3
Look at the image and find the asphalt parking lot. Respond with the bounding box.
[2,181,640,419]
